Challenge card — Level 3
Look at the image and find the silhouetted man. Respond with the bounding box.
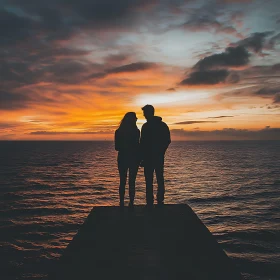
[140,105,171,207]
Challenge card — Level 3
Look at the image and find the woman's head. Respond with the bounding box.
[119,112,137,130]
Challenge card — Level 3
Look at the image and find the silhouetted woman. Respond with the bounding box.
[115,112,140,207]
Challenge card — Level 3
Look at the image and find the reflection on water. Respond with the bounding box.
[0,141,279,280]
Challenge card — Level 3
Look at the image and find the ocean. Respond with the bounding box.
[0,141,279,280]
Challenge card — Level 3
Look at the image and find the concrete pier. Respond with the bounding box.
[49,204,242,280]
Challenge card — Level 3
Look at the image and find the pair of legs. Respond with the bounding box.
[144,155,165,206]
[118,160,139,205]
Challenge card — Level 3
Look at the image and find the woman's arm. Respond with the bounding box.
[114,130,120,151]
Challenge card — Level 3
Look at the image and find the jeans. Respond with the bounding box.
[144,155,165,205]
[118,153,139,203]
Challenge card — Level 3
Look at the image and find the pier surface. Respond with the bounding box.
[50,204,242,280]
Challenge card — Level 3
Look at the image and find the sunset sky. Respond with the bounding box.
[1,0,280,140]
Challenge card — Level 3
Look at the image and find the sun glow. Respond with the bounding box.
[135,91,211,106]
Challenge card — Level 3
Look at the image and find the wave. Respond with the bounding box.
[189,190,279,204]
[1,207,73,217]
[217,229,280,242]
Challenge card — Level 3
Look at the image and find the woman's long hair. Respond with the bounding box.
[118,112,137,132]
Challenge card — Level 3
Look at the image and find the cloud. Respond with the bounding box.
[29,130,113,135]
[104,54,131,65]
[207,116,234,118]
[180,3,242,37]
[268,33,280,49]
[180,70,229,85]
[218,0,255,3]
[88,62,158,80]
[0,91,31,110]
[272,63,280,72]
[173,120,218,125]
[171,127,280,140]
[218,83,280,102]
[273,94,280,104]
[0,9,34,46]
[194,46,250,71]
[0,0,159,45]
[43,60,94,84]
[107,62,157,74]
[178,31,278,87]
[253,87,280,104]
[232,31,274,53]
[255,87,280,97]
[0,121,20,129]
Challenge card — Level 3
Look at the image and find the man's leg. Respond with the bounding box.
[155,156,165,204]
[144,163,154,205]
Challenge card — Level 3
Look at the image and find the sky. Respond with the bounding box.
[1,0,280,140]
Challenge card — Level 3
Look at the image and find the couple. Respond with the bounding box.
[115,104,171,208]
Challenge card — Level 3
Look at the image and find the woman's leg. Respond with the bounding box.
[128,163,139,204]
[118,162,128,206]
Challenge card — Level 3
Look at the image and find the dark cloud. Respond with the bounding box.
[272,64,280,72]
[0,46,94,90]
[0,60,38,88]
[89,62,157,80]
[0,121,20,129]
[233,32,274,53]
[216,83,280,105]
[171,127,280,140]
[180,70,229,85]
[194,46,250,71]
[178,31,278,87]
[183,16,240,37]
[107,62,157,74]
[254,87,280,104]
[235,63,280,82]
[217,0,254,3]
[255,87,280,97]
[181,2,242,37]
[104,54,131,65]
[273,94,280,104]
[268,33,280,49]
[0,91,30,110]
[0,0,163,102]
[2,0,157,39]
[173,120,218,125]
[43,60,93,84]
[0,9,34,46]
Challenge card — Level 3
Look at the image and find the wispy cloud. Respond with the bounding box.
[173,120,218,125]
[207,115,234,118]
[171,127,280,140]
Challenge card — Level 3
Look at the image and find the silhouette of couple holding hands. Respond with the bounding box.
[115,105,171,208]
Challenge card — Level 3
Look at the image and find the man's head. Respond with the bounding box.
[142,104,154,120]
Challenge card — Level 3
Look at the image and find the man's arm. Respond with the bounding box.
[140,124,147,160]
[163,123,171,151]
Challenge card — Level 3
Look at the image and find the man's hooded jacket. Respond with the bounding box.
[140,116,171,159]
